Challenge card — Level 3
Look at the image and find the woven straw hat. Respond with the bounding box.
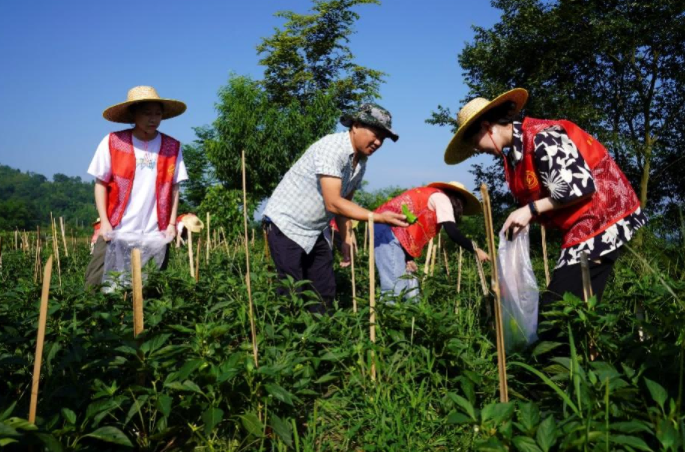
[427,181,482,216]
[103,86,187,123]
[181,214,204,233]
[444,88,528,165]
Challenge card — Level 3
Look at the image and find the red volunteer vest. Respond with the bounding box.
[375,187,442,258]
[504,118,640,248]
[106,130,180,231]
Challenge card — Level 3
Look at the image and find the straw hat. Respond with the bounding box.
[102,86,187,123]
[181,214,204,233]
[427,181,482,215]
[444,88,528,165]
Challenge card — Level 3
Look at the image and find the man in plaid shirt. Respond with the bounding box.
[263,103,408,313]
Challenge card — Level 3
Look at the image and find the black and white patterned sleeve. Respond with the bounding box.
[533,126,596,204]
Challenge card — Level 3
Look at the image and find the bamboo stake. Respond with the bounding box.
[50,215,62,289]
[351,234,357,313]
[206,212,211,264]
[580,252,593,303]
[363,222,368,255]
[195,237,201,283]
[34,240,42,284]
[443,249,450,277]
[221,227,230,257]
[131,249,144,337]
[541,225,550,286]
[187,231,195,279]
[29,255,53,424]
[368,213,377,382]
[430,235,438,276]
[473,240,488,296]
[242,150,259,369]
[60,216,68,258]
[480,183,508,403]
[457,247,464,293]
[15,229,18,250]
[423,238,434,275]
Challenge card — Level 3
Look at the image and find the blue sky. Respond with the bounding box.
[0,0,503,193]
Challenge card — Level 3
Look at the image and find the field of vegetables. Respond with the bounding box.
[0,225,684,451]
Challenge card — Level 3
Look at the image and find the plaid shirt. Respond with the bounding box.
[264,132,366,253]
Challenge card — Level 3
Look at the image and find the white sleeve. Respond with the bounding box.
[428,192,456,224]
[174,144,189,184]
[87,135,113,182]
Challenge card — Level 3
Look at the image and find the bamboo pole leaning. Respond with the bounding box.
[206,212,211,264]
[541,225,550,286]
[351,236,357,313]
[430,234,439,276]
[368,213,377,382]
[50,214,62,289]
[29,255,53,424]
[187,231,195,279]
[60,216,69,258]
[242,150,259,369]
[195,238,202,283]
[423,238,434,276]
[480,183,509,403]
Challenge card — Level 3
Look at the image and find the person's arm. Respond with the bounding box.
[319,176,408,227]
[94,179,113,241]
[166,184,180,238]
[442,221,490,262]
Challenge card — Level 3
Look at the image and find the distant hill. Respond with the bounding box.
[0,164,95,231]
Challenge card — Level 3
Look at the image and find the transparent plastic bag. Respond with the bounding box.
[497,225,539,351]
[102,231,172,291]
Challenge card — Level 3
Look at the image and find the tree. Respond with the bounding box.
[182,126,217,210]
[429,0,685,216]
[257,0,384,112]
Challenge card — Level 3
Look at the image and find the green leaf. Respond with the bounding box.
[513,436,543,452]
[611,420,653,434]
[202,407,224,435]
[531,341,563,357]
[644,378,667,410]
[447,393,476,420]
[535,416,557,452]
[481,402,514,425]
[314,373,338,384]
[657,418,677,450]
[156,394,172,418]
[34,432,64,452]
[61,408,76,425]
[446,411,472,424]
[4,417,38,431]
[509,362,580,416]
[0,438,18,447]
[269,413,293,447]
[84,426,133,447]
[517,402,540,433]
[240,412,265,437]
[610,434,653,451]
[264,383,295,406]
[0,402,16,421]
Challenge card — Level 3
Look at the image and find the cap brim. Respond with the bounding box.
[444,88,528,165]
[103,98,187,123]
[340,116,399,142]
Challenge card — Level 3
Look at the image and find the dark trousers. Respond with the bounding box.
[84,237,170,289]
[541,248,620,306]
[266,223,336,314]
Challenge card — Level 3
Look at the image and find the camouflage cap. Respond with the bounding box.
[340,103,399,142]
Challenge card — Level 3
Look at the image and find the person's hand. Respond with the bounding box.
[405,260,418,273]
[475,247,490,262]
[501,205,533,237]
[377,211,409,227]
[165,223,177,240]
[99,220,113,242]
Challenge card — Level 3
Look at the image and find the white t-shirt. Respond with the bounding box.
[427,192,456,224]
[87,132,188,234]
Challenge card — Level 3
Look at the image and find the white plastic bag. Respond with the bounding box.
[497,225,539,351]
[102,231,172,291]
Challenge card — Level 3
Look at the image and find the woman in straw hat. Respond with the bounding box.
[84,86,188,288]
[444,88,647,310]
[175,213,204,247]
[373,182,489,301]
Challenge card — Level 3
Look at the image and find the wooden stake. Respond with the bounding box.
[29,255,53,424]
[541,225,550,286]
[457,247,463,293]
[473,240,489,296]
[363,222,368,255]
[430,235,438,276]
[351,238,357,313]
[242,150,259,369]
[443,248,450,277]
[423,238,434,275]
[51,215,62,289]
[60,216,68,258]
[368,213,377,382]
[206,212,211,264]
[131,249,144,337]
[195,237,201,283]
[480,183,508,403]
[187,231,195,279]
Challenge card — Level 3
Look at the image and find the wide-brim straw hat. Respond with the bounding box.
[181,214,204,233]
[427,181,482,216]
[444,88,528,165]
[103,86,187,123]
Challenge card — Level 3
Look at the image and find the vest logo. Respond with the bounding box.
[167,164,176,177]
[525,170,539,190]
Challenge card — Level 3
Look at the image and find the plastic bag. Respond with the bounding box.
[497,225,539,351]
[102,231,172,291]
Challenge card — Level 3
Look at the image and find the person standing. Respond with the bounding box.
[84,86,188,288]
[263,103,408,313]
[444,88,647,307]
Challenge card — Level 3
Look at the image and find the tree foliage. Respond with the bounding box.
[430,0,685,223]
[257,0,384,112]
